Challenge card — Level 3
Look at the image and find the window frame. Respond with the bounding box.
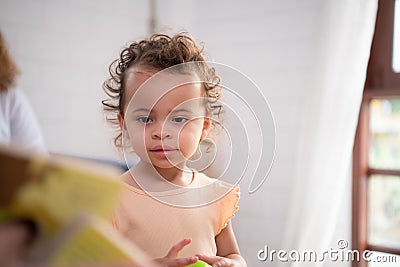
[352,0,400,266]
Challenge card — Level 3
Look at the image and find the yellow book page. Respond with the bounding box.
[9,155,123,232]
[48,217,148,266]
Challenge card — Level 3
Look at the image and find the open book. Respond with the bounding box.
[0,145,149,266]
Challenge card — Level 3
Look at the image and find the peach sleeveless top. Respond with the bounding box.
[112,172,240,259]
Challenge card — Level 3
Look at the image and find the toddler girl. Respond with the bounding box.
[103,32,246,267]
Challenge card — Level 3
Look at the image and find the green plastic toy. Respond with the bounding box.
[186,260,211,267]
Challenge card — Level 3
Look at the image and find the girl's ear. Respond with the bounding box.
[117,113,125,130]
[118,113,130,138]
[201,118,211,140]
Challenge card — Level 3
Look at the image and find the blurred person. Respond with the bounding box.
[0,30,45,152]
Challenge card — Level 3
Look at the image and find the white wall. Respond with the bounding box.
[0,1,346,266]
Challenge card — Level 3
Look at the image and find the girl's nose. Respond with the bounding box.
[151,124,171,139]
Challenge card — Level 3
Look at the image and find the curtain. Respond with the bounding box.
[282,1,378,266]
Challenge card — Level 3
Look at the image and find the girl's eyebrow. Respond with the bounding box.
[132,108,150,113]
[170,108,195,114]
[131,108,195,114]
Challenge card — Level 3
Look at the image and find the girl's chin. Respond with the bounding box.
[150,159,187,170]
[138,152,196,169]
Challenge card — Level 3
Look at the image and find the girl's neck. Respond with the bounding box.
[134,161,193,187]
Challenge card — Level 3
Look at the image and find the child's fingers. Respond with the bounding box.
[212,259,233,267]
[196,254,220,264]
[166,238,192,258]
[168,256,198,267]
[196,254,235,266]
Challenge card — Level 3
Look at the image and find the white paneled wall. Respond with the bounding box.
[0,0,329,266]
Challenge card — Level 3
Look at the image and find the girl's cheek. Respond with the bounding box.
[129,132,146,149]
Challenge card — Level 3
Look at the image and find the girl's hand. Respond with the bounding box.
[196,254,240,267]
[155,238,198,267]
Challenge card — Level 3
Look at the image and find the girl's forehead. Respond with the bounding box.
[124,68,204,111]
[125,68,201,95]
[124,68,156,93]
[125,67,201,89]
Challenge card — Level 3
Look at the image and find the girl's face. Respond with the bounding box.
[119,68,210,170]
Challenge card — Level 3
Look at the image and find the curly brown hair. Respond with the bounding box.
[102,32,222,147]
[0,31,20,91]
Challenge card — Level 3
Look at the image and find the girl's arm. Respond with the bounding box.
[197,222,247,267]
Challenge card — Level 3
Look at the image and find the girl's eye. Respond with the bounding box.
[172,117,188,123]
[137,117,153,124]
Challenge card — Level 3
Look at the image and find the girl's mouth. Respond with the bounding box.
[149,145,178,157]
